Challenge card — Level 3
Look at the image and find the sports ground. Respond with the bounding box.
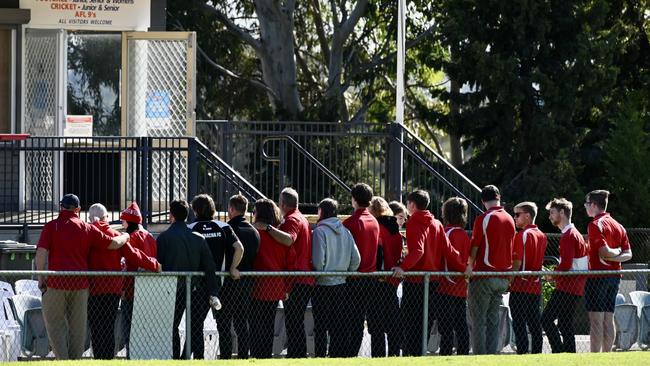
[4,353,649,366]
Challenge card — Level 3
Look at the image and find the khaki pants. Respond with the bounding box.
[42,288,89,360]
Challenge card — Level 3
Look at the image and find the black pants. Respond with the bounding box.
[215,278,252,359]
[88,294,120,359]
[250,299,279,359]
[542,290,579,353]
[285,283,314,358]
[510,291,542,354]
[344,278,383,357]
[121,298,133,359]
[312,284,348,357]
[373,281,401,357]
[437,293,469,355]
[401,281,438,356]
[172,287,210,359]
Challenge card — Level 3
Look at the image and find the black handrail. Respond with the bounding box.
[260,135,352,193]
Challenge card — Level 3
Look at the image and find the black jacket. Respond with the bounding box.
[227,215,260,271]
[156,221,219,296]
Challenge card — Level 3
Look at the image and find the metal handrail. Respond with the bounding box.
[392,136,484,214]
[194,138,267,201]
[397,123,482,193]
[260,135,351,193]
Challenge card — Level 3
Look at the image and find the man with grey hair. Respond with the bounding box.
[254,187,313,357]
[509,201,547,354]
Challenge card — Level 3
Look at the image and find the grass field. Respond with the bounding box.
[5,353,649,366]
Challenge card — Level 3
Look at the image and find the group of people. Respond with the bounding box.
[35,184,632,360]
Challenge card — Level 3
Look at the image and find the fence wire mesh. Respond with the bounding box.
[1,270,649,361]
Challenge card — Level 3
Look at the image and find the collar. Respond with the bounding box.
[228,214,247,223]
[523,224,538,230]
[487,206,503,212]
[561,223,574,234]
[58,210,79,219]
[445,224,464,230]
[284,208,299,218]
[593,212,609,221]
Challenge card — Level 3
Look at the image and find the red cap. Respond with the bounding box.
[120,201,142,224]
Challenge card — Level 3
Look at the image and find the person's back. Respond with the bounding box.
[471,206,515,272]
[343,208,379,272]
[228,214,260,271]
[312,216,360,285]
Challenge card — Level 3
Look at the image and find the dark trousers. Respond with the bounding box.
[542,290,580,353]
[121,298,133,359]
[285,283,314,358]
[215,278,253,359]
[510,291,542,354]
[312,284,348,357]
[250,299,279,359]
[401,280,438,356]
[437,293,469,355]
[172,287,210,359]
[344,278,382,357]
[88,294,120,359]
[373,281,401,357]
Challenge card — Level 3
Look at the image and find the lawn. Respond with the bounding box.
[5,353,649,366]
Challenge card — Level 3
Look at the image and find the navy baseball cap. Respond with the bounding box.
[60,194,80,209]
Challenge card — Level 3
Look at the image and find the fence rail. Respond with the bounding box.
[1,270,649,360]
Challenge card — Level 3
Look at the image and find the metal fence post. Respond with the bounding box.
[139,137,151,228]
[388,122,404,202]
[187,138,198,220]
[185,274,192,359]
[422,273,430,356]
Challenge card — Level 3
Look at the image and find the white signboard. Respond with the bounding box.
[20,0,151,31]
[64,115,93,136]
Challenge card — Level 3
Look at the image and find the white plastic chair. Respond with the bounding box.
[0,282,15,298]
[0,298,21,361]
[7,294,49,357]
[629,291,650,350]
[614,293,638,351]
[14,280,40,298]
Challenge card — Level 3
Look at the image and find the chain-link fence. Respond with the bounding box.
[1,270,649,360]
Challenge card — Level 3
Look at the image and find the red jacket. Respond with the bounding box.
[377,216,404,287]
[343,208,379,273]
[253,230,293,301]
[556,224,589,296]
[470,206,515,272]
[588,212,631,272]
[509,224,547,295]
[281,208,315,288]
[438,225,470,298]
[123,228,158,299]
[89,222,159,296]
[401,210,462,283]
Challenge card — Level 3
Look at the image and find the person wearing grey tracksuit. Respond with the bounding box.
[311,198,361,358]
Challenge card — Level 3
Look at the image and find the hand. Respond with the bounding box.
[156,263,162,273]
[230,268,241,280]
[209,296,222,311]
[284,292,290,301]
[38,277,47,293]
[392,267,405,279]
[464,264,473,279]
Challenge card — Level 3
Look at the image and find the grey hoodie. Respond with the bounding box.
[312,217,361,286]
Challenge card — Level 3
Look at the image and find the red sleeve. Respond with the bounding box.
[621,229,631,251]
[121,243,159,272]
[443,231,464,272]
[557,234,574,272]
[279,216,300,243]
[470,215,484,248]
[88,224,115,249]
[37,221,54,250]
[588,222,607,251]
[400,222,425,270]
[512,231,524,261]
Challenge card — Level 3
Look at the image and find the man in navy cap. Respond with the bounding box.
[35,194,130,360]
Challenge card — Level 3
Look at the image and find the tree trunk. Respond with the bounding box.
[449,78,463,166]
[255,0,303,120]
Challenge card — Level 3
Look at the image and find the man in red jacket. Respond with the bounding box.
[393,190,461,356]
[509,201,547,354]
[342,183,380,357]
[464,185,515,355]
[584,190,632,352]
[542,198,588,353]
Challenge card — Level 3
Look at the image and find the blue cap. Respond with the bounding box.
[60,194,80,209]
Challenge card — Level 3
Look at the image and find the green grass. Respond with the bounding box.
[5,353,649,366]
